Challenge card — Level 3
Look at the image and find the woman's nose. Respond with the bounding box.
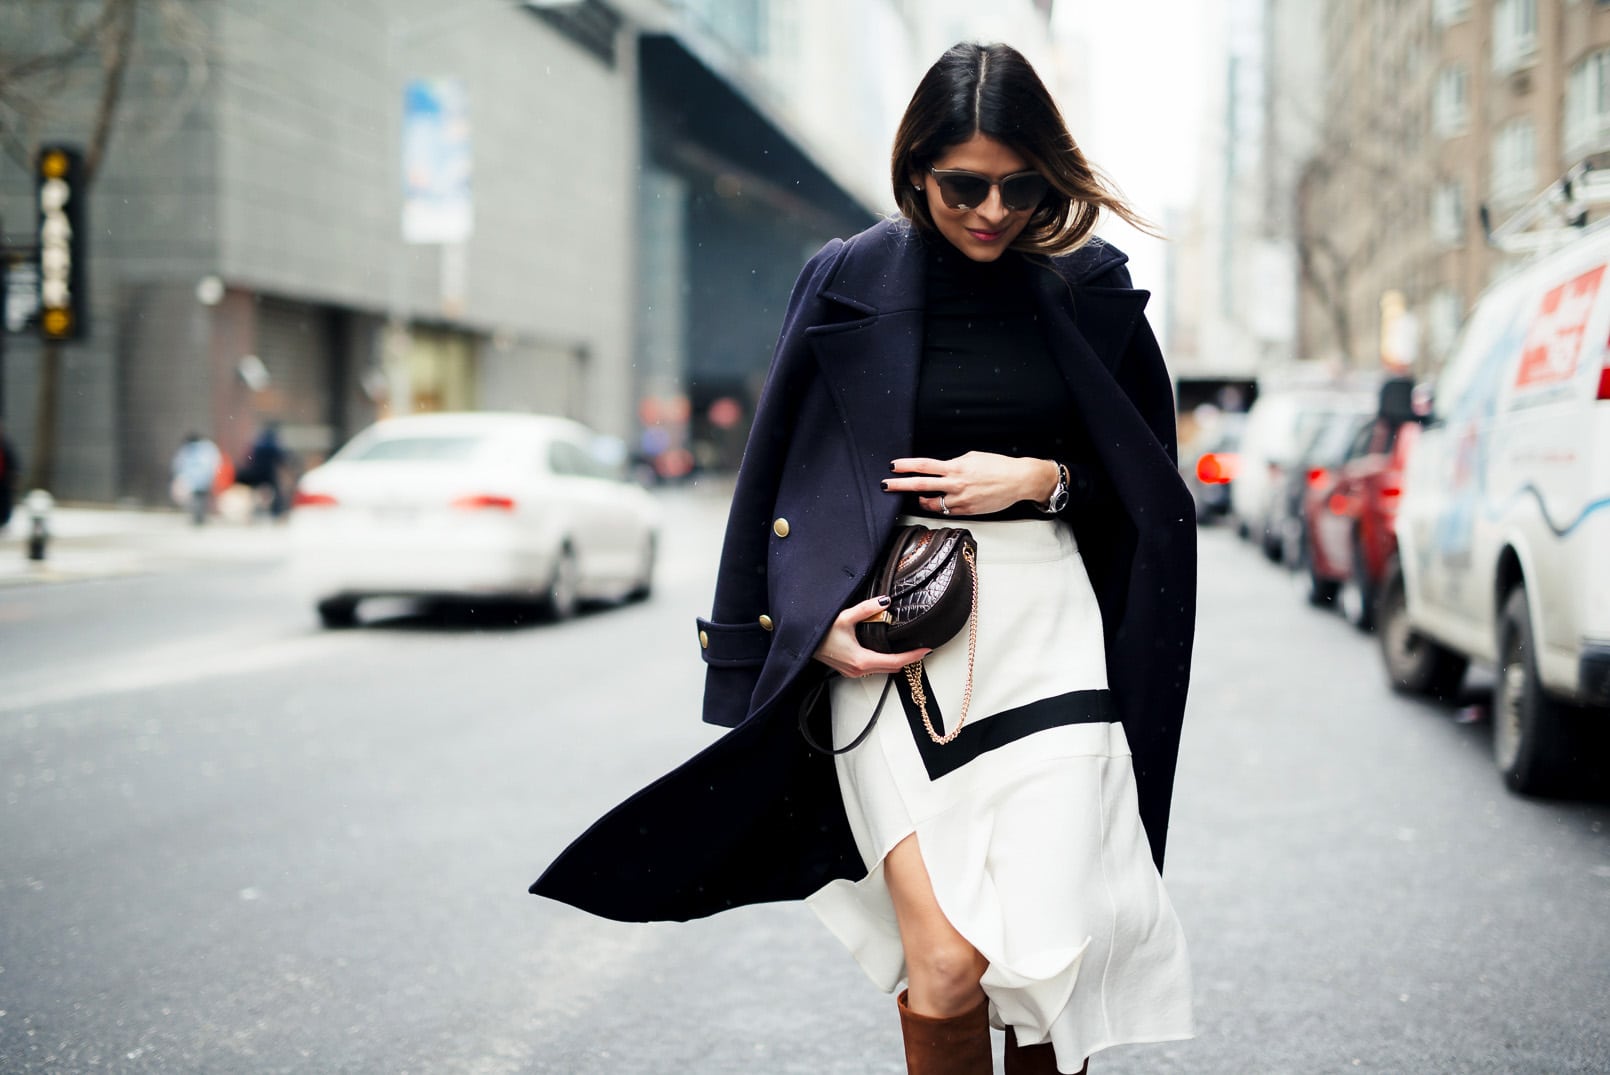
[976,186,1008,225]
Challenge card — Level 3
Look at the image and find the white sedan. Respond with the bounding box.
[290,413,659,628]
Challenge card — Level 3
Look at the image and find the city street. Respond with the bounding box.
[1,489,1606,1074]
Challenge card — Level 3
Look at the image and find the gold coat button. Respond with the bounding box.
[698,630,709,649]
[772,517,790,538]
[758,614,774,631]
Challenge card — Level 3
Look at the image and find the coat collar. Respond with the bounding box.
[817,216,1133,316]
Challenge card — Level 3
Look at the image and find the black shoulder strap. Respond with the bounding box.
[797,673,895,755]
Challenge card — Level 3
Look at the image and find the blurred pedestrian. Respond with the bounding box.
[171,433,221,526]
[534,42,1197,1075]
[0,420,17,530]
[237,422,289,517]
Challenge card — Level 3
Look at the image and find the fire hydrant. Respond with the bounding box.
[24,489,54,561]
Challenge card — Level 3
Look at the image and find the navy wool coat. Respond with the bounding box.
[532,217,1197,923]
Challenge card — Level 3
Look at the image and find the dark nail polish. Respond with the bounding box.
[889,462,897,472]
[877,595,891,607]
[881,481,889,491]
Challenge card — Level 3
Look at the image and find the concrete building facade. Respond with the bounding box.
[1297,0,1610,375]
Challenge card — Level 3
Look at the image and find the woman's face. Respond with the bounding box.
[914,133,1039,262]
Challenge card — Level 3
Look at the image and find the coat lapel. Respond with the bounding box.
[1028,265,1165,492]
[804,222,927,549]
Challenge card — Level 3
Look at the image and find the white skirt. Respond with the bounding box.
[806,516,1193,1068]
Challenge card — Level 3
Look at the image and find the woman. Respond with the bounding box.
[534,42,1197,1074]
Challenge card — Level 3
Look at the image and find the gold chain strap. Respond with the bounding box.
[905,545,978,745]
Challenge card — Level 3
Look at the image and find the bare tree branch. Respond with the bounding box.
[136,0,213,143]
[0,110,33,173]
[83,0,137,182]
[0,0,118,90]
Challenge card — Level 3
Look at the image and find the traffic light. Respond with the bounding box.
[36,144,85,342]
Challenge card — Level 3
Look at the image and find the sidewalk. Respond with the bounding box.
[0,505,290,587]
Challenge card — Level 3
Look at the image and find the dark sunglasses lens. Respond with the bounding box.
[936,174,990,209]
[1001,174,1048,211]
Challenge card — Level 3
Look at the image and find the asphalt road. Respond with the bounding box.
[1,489,1606,1074]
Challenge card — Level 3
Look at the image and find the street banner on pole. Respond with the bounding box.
[36,145,86,341]
[402,78,473,244]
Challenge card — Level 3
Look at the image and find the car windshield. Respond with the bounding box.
[342,435,484,463]
[1303,413,1369,466]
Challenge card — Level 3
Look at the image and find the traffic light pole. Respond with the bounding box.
[26,342,58,491]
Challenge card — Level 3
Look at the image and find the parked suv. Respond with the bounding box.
[1386,226,1610,793]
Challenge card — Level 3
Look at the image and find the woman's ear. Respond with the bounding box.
[908,167,925,193]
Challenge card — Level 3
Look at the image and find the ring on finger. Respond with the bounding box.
[939,494,950,516]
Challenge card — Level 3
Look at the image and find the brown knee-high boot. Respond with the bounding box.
[1004,1026,1088,1075]
[897,990,992,1075]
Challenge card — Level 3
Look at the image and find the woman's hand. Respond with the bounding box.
[883,452,1059,516]
[813,595,932,678]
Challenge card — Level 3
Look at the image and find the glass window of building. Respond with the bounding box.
[1426,288,1464,362]
[1489,117,1537,206]
[1491,0,1538,74]
[1565,49,1610,159]
[1432,66,1469,136]
[1431,181,1465,246]
[1433,0,1472,26]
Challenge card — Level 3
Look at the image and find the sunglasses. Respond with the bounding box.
[928,167,1050,212]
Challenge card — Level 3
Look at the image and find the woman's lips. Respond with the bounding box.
[966,227,1005,242]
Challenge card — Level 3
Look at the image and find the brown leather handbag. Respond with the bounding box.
[799,524,979,754]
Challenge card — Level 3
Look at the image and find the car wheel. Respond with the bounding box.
[626,533,656,602]
[1280,517,1305,570]
[1305,563,1339,607]
[1339,538,1375,631]
[1261,521,1284,563]
[543,544,580,621]
[1494,587,1574,795]
[317,597,359,629]
[1377,563,1466,699]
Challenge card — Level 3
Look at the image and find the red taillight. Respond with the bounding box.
[292,491,338,509]
[1306,467,1331,488]
[451,494,516,511]
[1598,363,1610,400]
[1196,451,1239,484]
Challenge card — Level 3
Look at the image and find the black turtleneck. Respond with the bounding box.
[909,238,1104,521]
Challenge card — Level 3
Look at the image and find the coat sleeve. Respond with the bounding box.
[696,239,845,728]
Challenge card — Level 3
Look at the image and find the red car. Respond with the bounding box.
[1301,379,1419,629]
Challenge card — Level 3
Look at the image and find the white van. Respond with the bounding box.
[1383,222,1610,793]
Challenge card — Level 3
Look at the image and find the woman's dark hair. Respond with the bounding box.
[891,42,1153,255]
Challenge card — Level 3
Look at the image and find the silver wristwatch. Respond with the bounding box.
[1037,462,1070,514]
